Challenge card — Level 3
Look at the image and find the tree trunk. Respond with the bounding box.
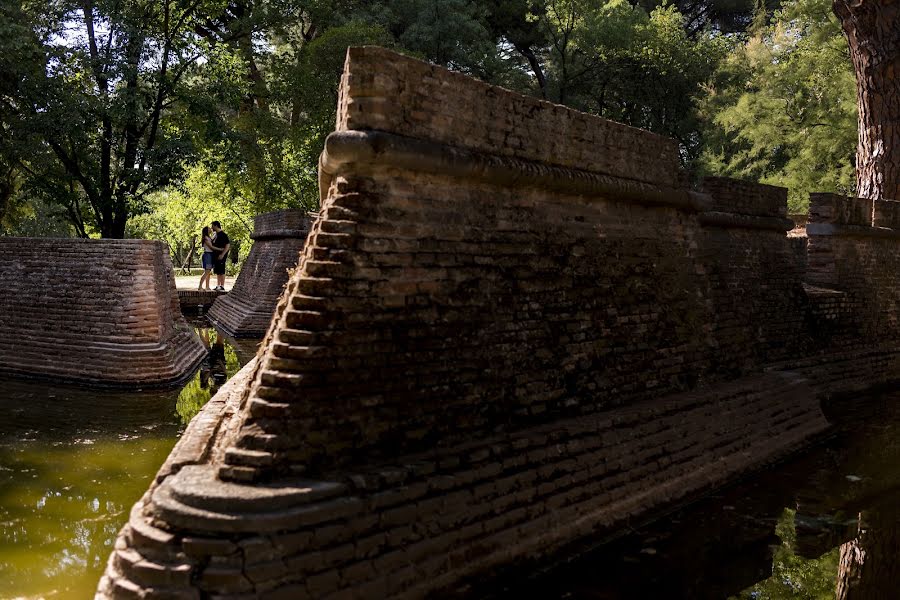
[833,0,900,201]
[836,509,900,599]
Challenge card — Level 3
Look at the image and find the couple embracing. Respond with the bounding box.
[198,221,231,291]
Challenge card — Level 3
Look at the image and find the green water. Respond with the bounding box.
[8,326,900,599]
[0,325,255,599]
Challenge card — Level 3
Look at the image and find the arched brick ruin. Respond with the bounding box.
[208,210,314,337]
[98,47,900,598]
[0,238,204,386]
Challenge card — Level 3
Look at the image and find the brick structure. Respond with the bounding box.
[97,48,900,599]
[177,289,226,312]
[0,238,204,386]
[207,210,314,337]
[792,192,900,394]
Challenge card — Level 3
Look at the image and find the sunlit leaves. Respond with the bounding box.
[697,0,856,211]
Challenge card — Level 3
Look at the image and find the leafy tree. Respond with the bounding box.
[697,0,856,211]
[482,0,551,97]
[3,0,815,242]
[535,0,727,161]
[0,194,75,237]
[0,0,229,237]
[644,0,783,36]
[365,0,526,85]
[267,21,395,206]
[127,164,253,270]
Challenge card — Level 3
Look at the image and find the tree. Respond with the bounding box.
[836,507,900,600]
[532,0,726,161]
[697,0,857,211]
[2,0,213,238]
[126,164,254,269]
[482,0,550,97]
[833,0,900,202]
[4,0,737,240]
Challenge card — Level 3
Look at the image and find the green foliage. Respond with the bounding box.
[365,0,529,86]
[0,195,76,237]
[127,164,253,270]
[264,21,396,209]
[697,0,857,211]
[535,0,728,160]
[1,0,861,239]
[730,508,840,600]
[0,0,219,237]
[175,327,242,425]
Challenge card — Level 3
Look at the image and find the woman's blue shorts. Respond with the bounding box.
[202,251,214,270]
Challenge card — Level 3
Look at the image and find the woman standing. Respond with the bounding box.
[198,226,221,290]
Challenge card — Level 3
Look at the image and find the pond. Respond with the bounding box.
[3,346,900,600]
[492,392,900,599]
[0,321,259,599]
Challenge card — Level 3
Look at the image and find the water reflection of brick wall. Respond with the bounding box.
[0,238,204,385]
[97,48,900,599]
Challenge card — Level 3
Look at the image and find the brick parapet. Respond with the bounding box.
[806,193,900,338]
[872,198,900,229]
[230,146,804,480]
[252,209,318,240]
[701,176,788,218]
[337,46,681,188]
[808,193,873,227]
[0,238,204,386]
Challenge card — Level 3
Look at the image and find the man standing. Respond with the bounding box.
[210,221,230,291]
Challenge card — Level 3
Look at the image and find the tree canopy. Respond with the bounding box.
[0,0,862,240]
[697,0,856,211]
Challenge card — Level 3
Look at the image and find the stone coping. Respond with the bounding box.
[318,129,710,212]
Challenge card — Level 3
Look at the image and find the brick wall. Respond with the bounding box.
[702,176,788,217]
[207,210,314,337]
[98,48,900,599]
[0,238,205,385]
[337,47,679,188]
[221,84,801,479]
[806,193,900,341]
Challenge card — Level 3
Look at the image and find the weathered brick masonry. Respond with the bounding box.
[0,238,204,386]
[787,193,900,394]
[208,210,314,337]
[97,48,900,598]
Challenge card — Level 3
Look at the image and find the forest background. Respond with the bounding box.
[0,0,857,269]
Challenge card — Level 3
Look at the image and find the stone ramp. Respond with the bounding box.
[0,238,204,386]
[208,210,314,337]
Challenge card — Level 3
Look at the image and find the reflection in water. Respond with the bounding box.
[0,322,258,598]
[175,325,248,425]
[488,393,900,600]
[7,329,900,600]
[835,504,900,600]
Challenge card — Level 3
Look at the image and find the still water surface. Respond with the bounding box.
[0,323,258,599]
[3,337,900,599]
[496,393,900,599]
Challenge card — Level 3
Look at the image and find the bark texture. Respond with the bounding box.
[836,509,900,600]
[834,0,900,201]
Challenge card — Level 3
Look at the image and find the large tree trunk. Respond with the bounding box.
[833,0,900,201]
[836,509,900,599]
